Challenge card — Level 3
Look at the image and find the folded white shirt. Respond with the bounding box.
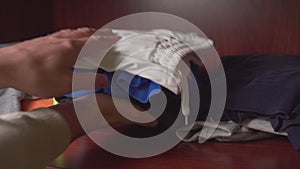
[77,29,213,94]
[76,29,213,125]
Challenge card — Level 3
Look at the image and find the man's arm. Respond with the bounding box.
[0,28,120,97]
[0,47,17,88]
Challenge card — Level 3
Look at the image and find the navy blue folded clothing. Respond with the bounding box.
[221,54,300,150]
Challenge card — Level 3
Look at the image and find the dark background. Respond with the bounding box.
[1,0,299,56]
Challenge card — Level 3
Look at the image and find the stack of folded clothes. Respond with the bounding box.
[178,54,300,150]
[222,54,300,150]
[59,29,300,150]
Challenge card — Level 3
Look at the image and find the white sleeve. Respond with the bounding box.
[0,108,71,169]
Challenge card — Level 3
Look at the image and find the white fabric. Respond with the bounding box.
[76,29,213,125]
[176,119,285,142]
[0,108,71,169]
[0,88,24,115]
[77,29,213,94]
[242,118,287,136]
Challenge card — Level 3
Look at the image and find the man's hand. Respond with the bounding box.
[0,28,119,97]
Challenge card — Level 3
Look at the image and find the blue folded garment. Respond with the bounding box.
[65,63,204,104]
[65,68,162,103]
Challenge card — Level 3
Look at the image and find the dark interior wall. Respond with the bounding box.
[1,0,299,56]
[52,0,300,56]
[0,0,53,43]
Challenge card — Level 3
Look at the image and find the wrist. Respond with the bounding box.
[0,45,30,90]
[0,47,18,88]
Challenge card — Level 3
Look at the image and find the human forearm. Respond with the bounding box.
[0,46,20,88]
[0,28,115,97]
